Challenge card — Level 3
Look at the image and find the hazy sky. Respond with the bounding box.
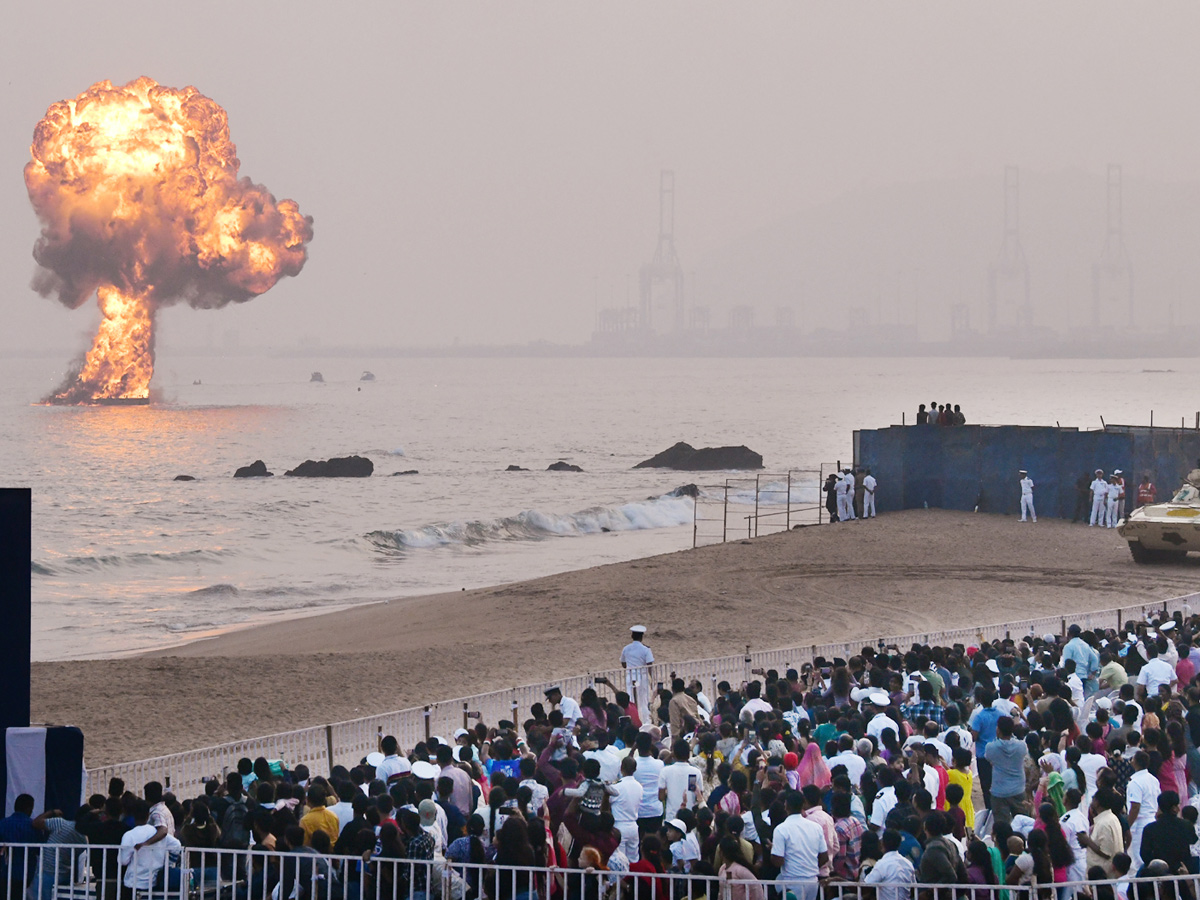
[3,2,1199,351]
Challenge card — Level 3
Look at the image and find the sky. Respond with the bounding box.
[3,2,1200,352]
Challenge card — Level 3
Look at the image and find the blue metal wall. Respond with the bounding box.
[855,425,1200,519]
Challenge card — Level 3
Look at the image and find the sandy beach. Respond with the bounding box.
[32,509,1200,768]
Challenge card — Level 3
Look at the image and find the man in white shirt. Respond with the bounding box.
[1018,470,1036,523]
[866,694,898,743]
[658,739,705,820]
[633,732,665,832]
[1137,648,1176,700]
[376,735,412,784]
[771,792,828,900]
[545,686,582,728]
[620,626,654,715]
[831,735,867,786]
[1089,469,1109,526]
[119,800,182,891]
[611,756,644,862]
[836,470,855,522]
[583,734,623,783]
[869,770,898,832]
[864,829,916,900]
[1060,788,1090,887]
[862,470,878,518]
[1126,750,1161,870]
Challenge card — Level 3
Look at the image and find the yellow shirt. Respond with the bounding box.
[946,767,975,828]
[300,806,340,846]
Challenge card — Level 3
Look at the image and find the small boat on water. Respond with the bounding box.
[360,371,376,382]
[310,372,324,383]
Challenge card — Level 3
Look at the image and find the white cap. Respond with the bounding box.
[666,818,688,833]
[1096,697,1113,710]
[1019,469,1028,474]
[1042,634,1057,643]
[869,691,890,706]
[366,752,385,768]
[985,659,1000,673]
[411,760,439,780]
[453,728,470,740]
[631,625,647,634]
[1160,620,1176,632]
[1114,469,1123,475]
[850,687,871,702]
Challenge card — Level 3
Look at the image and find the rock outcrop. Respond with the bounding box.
[390,470,419,476]
[173,475,196,482]
[233,460,273,478]
[285,456,374,477]
[547,461,584,472]
[505,465,530,472]
[634,442,763,471]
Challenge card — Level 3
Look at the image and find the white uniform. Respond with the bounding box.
[1019,476,1036,522]
[620,639,654,714]
[862,474,877,518]
[1106,481,1121,527]
[1089,477,1108,525]
[835,474,854,522]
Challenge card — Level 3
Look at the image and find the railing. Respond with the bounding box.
[693,470,823,547]
[6,841,1200,900]
[84,591,1200,799]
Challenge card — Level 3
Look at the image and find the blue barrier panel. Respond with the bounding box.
[856,425,1200,520]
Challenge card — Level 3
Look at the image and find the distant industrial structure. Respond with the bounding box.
[588,164,1186,358]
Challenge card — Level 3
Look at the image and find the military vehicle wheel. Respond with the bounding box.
[1128,541,1158,563]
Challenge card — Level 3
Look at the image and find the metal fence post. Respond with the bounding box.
[744,645,752,683]
[753,474,760,538]
[722,484,729,543]
[423,706,431,742]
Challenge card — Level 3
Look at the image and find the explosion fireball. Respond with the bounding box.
[25,77,313,404]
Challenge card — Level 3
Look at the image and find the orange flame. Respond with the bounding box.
[25,77,313,404]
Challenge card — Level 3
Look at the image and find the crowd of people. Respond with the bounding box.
[915,404,966,426]
[822,469,877,523]
[9,616,1200,900]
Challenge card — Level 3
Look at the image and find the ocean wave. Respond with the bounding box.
[32,548,236,577]
[366,492,696,552]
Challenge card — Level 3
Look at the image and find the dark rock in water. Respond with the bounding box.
[286,455,374,477]
[668,483,700,498]
[234,460,273,478]
[310,371,324,383]
[547,461,583,472]
[173,475,196,482]
[634,442,763,471]
[360,371,375,381]
[505,465,530,472]
[391,469,419,476]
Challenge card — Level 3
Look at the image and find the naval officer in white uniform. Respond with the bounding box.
[1019,470,1036,522]
[621,625,654,720]
[1089,469,1109,526]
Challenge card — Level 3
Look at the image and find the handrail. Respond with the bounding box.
[82,590,1200,798]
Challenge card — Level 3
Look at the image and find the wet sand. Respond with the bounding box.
[32,509,1200,767]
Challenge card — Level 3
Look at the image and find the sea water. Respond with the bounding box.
[1,353,1197,660]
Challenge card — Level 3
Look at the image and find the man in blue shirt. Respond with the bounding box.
[968,689,1002,809]
[984,715,1029,828]
[1062,625,1101,694]
[0,794,41,899]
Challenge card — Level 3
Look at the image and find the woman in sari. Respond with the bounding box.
[797,741,831,790]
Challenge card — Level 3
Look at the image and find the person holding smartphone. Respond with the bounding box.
[658,739,706,820]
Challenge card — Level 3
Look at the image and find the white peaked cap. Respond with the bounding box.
[631,625,647,634]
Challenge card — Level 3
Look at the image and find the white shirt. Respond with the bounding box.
[1137,658,1176,696]
[940,725,974,756]
[867,712,898,742]
[329,800,355,834]
[1020,477,1034,496]
[869,786,897,829]
[772,813,827,882]
[1127,769,1160,825]
[864,474,877,494]
[864,850,916,900]
[658,761,703,819]
[1078,752,1107,801]
[633,755,665,818]
[1091,478,1109,498]
[610,775,644,824]
[519,778,549,815]
[583,745,623,783]
[376,754,410,783]
[119,824,182,889]
[832,750,867,785]
[740,698,773,723]
[1061,806,1089,860]
[621,640,654,674]
[558,696,583,726]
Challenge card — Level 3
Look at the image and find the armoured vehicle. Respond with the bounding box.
[1118,469,1200,562]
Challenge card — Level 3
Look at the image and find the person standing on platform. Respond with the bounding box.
[862,469,877,519]
[1138,474,1157,508]
[824,474,840,523]
[1089,469,1108,526]
[916,404,929,425]
[836,469,855,522]
[620,626,654,722]
[1113,470,1127,523]
[1018,470,1036,523]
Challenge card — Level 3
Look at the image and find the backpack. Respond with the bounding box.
[219,798,250,849]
